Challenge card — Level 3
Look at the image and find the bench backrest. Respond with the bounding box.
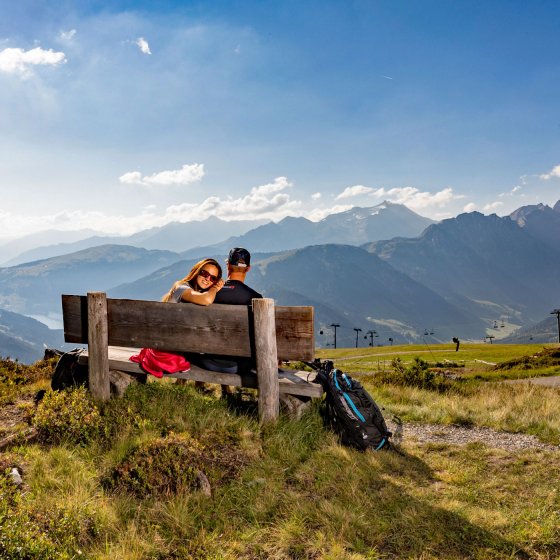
[62,295,315,361]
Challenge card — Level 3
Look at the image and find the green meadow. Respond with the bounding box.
[0,343,559,559]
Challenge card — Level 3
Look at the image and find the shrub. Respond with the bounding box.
[32,386,102,445]
[379,357,452,391]
[494,347,560,371]
[0,355,57,406]
[0,472,99,559]
[0,355,57,386]
[434,360,464,368]
[104,432,248,498]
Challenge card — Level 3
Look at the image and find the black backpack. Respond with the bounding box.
[51,348,89,391]
[312,360,394,451]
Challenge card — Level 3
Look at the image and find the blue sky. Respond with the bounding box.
[1,0,560,240]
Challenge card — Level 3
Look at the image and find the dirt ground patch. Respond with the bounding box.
[397,421,559,452]
[0,398,33,434]
[503,375,560,387]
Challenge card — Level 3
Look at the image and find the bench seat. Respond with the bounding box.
[78,346,323,398]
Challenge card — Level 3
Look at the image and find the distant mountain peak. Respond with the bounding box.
[509,202,553,222]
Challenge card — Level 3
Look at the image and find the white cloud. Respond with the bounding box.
[0,46,66,77]
[332,184,462,213]
[539,164,560,180]
[119,171,143,185]
[499,185,523,198]
[59,29,77,42]
[119,163,205,186]
[0,176,303,240]
[0,209,122,239]
[335,185,374,200]
[307,204,352,221]
[250,176,291,195]
[483,201,504,213]
[463,202,477,212]
[311,192,322,200]
[366,186,460,210]
[165,176,299,221]
[135,37,152,55]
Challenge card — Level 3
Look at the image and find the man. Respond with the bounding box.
[196,248,262,390]
[213,247,262,305]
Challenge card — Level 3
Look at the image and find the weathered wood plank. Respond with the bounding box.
[87,292,110,401]
[62,295,314,360]
[253,298,279,422]
[63,296,253,356]
[275,305,314,361]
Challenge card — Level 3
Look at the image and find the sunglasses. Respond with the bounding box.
[198,269,219,283]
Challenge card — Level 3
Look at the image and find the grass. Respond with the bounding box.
[0,345,559,559]
[316,343,559,379]
[368,382,560,444]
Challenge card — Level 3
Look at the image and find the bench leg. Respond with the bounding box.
[253,298,280,422]
[87,292,110,401]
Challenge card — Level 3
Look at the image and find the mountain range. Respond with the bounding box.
[180,201,434,259]
[0,200,559,362]
[365,210,560,327]
[0,216,267,267]
[0,245,181,316]
[0,308,63,364]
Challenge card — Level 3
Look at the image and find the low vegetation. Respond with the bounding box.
[0,355,57,407]
[377,356,454,391]
[0,344,559,559]
[33,386,103,445]
[493,347,560,371]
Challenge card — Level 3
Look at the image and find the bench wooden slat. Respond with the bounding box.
[63,296,253,357]
[77,347,322,398]
[275,306,314,362]
[62,295,314,361]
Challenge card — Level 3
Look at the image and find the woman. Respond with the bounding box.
[130,259,224,378]
[162,258,225,304]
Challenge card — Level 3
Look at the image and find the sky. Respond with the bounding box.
[1,0,560,241]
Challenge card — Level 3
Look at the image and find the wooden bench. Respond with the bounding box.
[61,293,322,422]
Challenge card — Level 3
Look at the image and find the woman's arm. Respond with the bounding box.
[180,279,225,306]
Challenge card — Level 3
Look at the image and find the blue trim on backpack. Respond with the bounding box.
[375,438,386,450]
[332,370,366,423]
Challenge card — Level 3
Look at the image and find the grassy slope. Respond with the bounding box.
[316,343,559,376]
[0,345,559,560]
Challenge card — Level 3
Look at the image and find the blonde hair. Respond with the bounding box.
[162,258,223,302]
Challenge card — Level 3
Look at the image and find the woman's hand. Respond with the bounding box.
[180,279,224,305]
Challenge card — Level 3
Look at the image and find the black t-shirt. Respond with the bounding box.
[213,279,262,305]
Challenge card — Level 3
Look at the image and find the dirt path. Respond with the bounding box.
[393,421,558,452]
[503,375,560,387]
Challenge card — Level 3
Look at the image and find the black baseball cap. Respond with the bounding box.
[227,247,251,267]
